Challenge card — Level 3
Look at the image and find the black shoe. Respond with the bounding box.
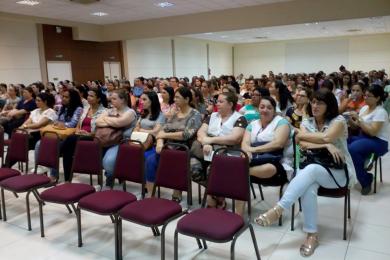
[361,185,372,195]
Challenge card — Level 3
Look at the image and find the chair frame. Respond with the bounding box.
[76,139,146,260]
[373,155,383,193]
[290,144,351,240]
[37,138,102,238]
[174,147,261,260]
[117,142,191,260]
[0,132,60,231]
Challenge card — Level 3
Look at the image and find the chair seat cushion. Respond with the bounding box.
[79,190,137,214]
[0,174,50,192]
[177,208,244,241]
[40,183,95,204]
[318,186,348,198]
[119,198,182,226]
[0,168,21,181]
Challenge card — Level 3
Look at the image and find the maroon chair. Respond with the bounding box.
[37,139,102,238]
[4,129,29,172]
[0,133,59,231]
[76,140,145,260]
[0,129,29,219]
[0,126,5,166]
[174,148,261,260]
[118,143,191,260]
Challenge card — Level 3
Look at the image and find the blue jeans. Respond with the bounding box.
[348,134,388,188]
[103,145,119,186]
[278,164,347,233]
[145,151,160,182]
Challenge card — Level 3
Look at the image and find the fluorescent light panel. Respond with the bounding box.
[91,12,108,16]
[155,2,174,8]
[16,0,40,6]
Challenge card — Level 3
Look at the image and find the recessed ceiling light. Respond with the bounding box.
[155,2,174,8]
[91,12,108,16]
[220,35,228,38]
[16,0,40,6]
[204,32,213,35]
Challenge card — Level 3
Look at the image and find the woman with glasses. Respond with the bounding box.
[255,89,356,257]
[239,86,270,123]
[348,84,389,195]
[286,87,312,129]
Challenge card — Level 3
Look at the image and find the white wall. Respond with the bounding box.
[234,34,390,77]
[126,37,173,83]
[0,19,42,85]
[209,41,233,77]
[126,37,233,81]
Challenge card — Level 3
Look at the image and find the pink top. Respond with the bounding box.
[81,116,92,133]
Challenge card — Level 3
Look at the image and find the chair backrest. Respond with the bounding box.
[6,129,29,166]
[113,140,144,185]
[36,133,60,171]
[0,126,4,160]
[71,139,102,178]
[154,143,190,193]
[204,148,250,209]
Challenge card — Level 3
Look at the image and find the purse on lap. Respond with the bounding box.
[250,141,284,166]
[299,148,344,170]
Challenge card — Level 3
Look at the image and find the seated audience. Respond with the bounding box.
[146,87,202,199]
[21,92,57,149]
[255,89,356,257]
[61,88,107,182]
[134,91,165,191]
[239,86,270,123]
[348,84,389,194]
[2,86,37,136]
[160,86,176,119]
[269,80,294,115]
[286,87,312,129]
[339,82,366,114]
[100,89,137,186]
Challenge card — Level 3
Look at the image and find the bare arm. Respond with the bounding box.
[251,124,290,153]
[297,120,344,144]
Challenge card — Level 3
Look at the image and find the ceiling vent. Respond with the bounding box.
[346,29,362,32]
[254,36,268,39]
[69,0,100,4]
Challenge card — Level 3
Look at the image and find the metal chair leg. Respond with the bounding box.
[174,230,179,260]
[198,184,201,204]
[258,184,264,200]
[1,188,6,221]
[250,183,256,199]
[118,218,123,260]
[196,238,202,249]
[380,157,383,183]
[291,203,295,231]
[348,190,351,219]
[374,158,378,193]
[202,239,207,249]
[26,191,32,231]
[249,224,261,260]
[76,207,82,247]
[65,204,73,214]
[343,194,347,240]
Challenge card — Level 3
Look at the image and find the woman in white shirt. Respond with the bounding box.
[348,84,389,195]
[21,92,57,149]
[255,89,356,257]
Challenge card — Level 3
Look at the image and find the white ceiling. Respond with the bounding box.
[184,16,390,43]
[0,0,292,25]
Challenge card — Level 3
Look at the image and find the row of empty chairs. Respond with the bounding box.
[0,130,260,260]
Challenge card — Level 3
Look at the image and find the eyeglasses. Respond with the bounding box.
[310,100,326,106]
[296,94,308,98]
[364,94,375,98]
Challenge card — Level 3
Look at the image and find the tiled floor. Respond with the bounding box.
[0,151,389,260]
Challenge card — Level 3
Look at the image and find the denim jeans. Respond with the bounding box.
[278,164,347,233]
[348,134,388,188]
[102,145,119,186]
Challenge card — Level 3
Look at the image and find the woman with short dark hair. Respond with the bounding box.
[255,89,356,257]
[348,84,389,195]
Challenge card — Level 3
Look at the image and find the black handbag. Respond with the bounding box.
[250,141,283,166]
[299,148,344,170]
